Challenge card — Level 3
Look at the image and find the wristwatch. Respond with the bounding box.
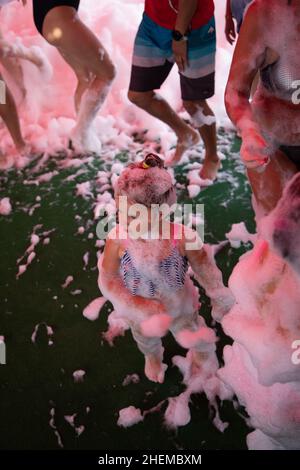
[172,30,188,42]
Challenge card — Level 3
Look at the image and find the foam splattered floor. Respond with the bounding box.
[0,130,255,450]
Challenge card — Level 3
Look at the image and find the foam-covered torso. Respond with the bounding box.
[219,235,300,449]
[253,0,300,145]
[120,237,188,299]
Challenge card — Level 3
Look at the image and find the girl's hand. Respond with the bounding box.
[241,128,270,171]
[225,16,236,45]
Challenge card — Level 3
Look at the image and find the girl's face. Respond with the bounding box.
[117,197,162,238]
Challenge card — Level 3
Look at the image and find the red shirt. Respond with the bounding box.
[144,0,214,31]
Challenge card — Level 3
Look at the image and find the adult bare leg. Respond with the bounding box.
[128,90,200,163]
[42,6,116,151]
[0,73,26,153]
[0,55,26,100]
[0,33,46,68]
[131,325,167,383]
[0,31,47,103]
[183,99,221,180]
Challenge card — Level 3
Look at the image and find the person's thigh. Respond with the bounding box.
[42,6,115,81]
[129,62,173,93]
[180,16,216,101]
[32,0,80,34]
[129,13,174,92]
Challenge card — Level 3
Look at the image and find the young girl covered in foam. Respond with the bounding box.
[98,154,234,383]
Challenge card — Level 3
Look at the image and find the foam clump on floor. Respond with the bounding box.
[117,406,144,428]
[219,212,300,449]
[0,197,12,215]
[73,370,86,383]
[83,297,107,321]
[166,349,231,432]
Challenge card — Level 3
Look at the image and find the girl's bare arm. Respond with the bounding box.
[180,228,235,321]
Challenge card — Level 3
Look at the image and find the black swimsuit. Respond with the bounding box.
[33,0,80,35]
[279,145,300,168]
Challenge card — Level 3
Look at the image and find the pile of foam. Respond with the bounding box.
[226,221,256,248]
[83,296,107,321]
[0,197,12,215]
[0,0,232,167]
[165,348,231,431]
[114,346,232,432]
[31,322,54,346]
[117,406,144,428]
[219,230,300,449]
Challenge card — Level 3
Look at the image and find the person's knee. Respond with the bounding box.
[183,99,207,116]
[101,61,117,83]
[183,100,199,116]
[89,62,116,91]
[128,90,153,108]
[108,63,117,82]
[131,326,162,356]
[91,59,116,87]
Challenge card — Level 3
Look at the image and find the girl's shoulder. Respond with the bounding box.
[106,225,127,258]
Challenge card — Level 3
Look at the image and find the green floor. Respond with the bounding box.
[0,130,255,450]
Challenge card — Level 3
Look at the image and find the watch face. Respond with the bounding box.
[172,30,183,41]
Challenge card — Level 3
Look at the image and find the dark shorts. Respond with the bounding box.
[129,13,216,101]
[230,0,252,32]
[33,0,80,35]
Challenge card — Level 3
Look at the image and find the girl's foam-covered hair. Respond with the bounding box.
[115,154,176,207]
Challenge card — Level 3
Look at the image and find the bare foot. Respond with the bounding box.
[70,126,102,155]
[199,155,221,181]
[144,354,167,383]
[16,142,27,152]
[0,144,31,170]
[13,143,33,169]
[15,142,32,157]
[165,126,200,167]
